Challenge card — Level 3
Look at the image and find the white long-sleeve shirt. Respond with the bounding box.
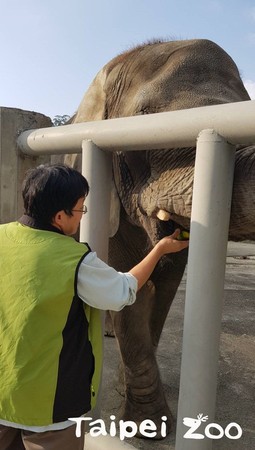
[77,251,137,311]
[0,252,138,432]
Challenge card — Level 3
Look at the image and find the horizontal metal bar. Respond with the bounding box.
[17,101,255,156]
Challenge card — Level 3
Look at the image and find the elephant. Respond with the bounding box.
[65,39,254,437]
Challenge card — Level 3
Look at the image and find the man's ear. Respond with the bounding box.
[51,210,65,229]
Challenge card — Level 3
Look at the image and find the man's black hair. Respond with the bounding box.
[22,164,89,224]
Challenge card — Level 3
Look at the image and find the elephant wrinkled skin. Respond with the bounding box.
[66,39,254,437]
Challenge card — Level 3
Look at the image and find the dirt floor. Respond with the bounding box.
[101,241,255,450]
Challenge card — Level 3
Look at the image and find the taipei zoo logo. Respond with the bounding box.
[183,413,243,440]
[68,413,242,441]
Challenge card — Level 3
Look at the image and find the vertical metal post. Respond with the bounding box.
[80,139,112,421]
[80,139,112,260]
[175,129,236,449]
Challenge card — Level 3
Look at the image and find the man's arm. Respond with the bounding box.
[130,229,188,290]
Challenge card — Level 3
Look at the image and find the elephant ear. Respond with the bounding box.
[74,68,108,122]
[70,67,121,237]
[63,68,108,168]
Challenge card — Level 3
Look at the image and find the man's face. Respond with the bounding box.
[52,197,86,236]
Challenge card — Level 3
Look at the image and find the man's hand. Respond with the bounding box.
[156,229,189,256]
[130,229,189,291]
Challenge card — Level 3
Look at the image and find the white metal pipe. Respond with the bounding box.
[80,140,112,421]
[175,130,236,450]
[85,433,138,450]
[79,142,137,450]
[17,100,255,156]
[80,140,112,261]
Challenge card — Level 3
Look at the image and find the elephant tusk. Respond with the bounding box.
[156,209,171,221]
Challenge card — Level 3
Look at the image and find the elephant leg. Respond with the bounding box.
[111,284,173,438]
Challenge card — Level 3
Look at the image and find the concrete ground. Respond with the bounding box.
[99,241,255,450]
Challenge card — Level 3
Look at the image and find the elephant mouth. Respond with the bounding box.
[155,208,190,239]
[155,209,177,239]
[157,218,176,239]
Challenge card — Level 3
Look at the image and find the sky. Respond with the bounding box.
[0,0,255,121]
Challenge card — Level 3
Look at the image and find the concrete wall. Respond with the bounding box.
[0,107,52,223]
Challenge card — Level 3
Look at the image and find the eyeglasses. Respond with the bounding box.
[71,205,88,214]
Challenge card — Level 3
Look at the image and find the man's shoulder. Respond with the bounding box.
[0,221,16,234]
[52,234,90,256]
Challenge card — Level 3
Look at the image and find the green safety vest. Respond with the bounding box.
[0,222,102,426]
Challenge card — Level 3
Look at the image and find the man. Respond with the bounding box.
[0,164,188,450]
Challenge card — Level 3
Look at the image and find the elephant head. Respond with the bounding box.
[69,39,254,437]
[72,38,253,242]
